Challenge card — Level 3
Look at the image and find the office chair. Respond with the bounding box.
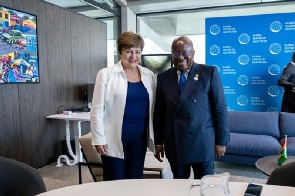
[78,132,165,183]
[266,162,295,187]
[0,156,47,196]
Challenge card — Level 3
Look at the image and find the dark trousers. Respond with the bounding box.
[101,131,147,181]
[169,159,214,179]
[281,90,295,113]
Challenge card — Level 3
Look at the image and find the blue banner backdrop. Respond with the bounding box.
[205,12,295,112]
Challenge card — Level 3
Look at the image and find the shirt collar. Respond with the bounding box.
[177,70,190,76]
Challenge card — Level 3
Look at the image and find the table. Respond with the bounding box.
[46,112,90,167]
[37,179,295,196]
[256,155,295,176]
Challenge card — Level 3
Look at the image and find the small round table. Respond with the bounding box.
[255,155,295,176]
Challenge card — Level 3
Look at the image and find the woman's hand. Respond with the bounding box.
[95,145,108,155]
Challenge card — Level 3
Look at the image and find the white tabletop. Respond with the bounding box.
[38,179,295,196]
[46,112,90,121]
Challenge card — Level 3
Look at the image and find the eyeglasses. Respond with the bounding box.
[172,51,190,57]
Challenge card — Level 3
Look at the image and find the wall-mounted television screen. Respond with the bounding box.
[141,54,173,77]
[0,5,39,84]
[86,83,95,108]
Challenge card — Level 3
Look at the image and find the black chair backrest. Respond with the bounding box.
[266,162,295,187]
[0,156,47,196]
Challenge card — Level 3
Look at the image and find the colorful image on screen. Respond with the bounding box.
[0,5,39,84]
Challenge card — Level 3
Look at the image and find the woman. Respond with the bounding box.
[90,31,155,181]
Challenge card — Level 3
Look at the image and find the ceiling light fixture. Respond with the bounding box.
[79,0,121,16]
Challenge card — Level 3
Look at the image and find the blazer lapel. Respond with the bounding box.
[176,63,202,111]
[166,67,181,102]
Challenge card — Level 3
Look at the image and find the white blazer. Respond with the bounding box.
[90,61,155,159]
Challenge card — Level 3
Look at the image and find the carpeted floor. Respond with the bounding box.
[38,161,268,191]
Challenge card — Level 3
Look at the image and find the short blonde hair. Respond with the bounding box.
[117,31,144,54]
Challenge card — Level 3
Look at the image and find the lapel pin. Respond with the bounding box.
[194,74,199,81]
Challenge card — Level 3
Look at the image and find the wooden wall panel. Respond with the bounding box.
[12,0,48,166]
[0,0,22,160]
[0,0,107,167]
[89,17,108,81]
[0,85,22,159]
[71,12,92,107]
[34,1,53,166]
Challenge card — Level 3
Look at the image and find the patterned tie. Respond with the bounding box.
[179,72,186,92]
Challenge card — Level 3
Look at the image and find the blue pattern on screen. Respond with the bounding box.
[206,12,295,111]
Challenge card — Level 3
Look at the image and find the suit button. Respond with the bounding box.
[193,100,197,102]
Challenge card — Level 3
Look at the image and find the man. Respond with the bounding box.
[153,36,229,179]
[277,52,295,113]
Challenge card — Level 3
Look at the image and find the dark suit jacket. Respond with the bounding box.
[277,62,295,90]
[277,63,295,112]
[153,63,229,163]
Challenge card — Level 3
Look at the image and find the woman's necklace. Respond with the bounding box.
[124,70,138,79]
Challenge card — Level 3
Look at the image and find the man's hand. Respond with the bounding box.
[155,145,165,162]
[215,145,226,158]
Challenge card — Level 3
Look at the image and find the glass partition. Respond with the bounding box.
[137,1,295,64]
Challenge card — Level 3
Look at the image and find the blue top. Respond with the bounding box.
[122,81,149,132]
